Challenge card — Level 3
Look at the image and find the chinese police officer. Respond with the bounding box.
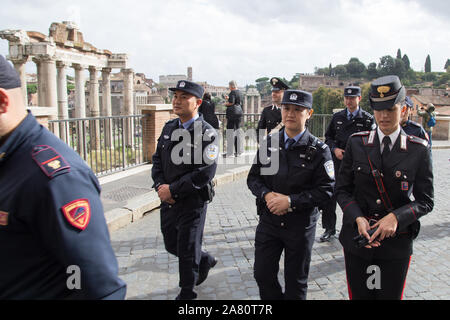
[256,77,289,142]
[320,86,375,242]
[0,55,126,299]
[247,89,335,300]
[152,80,218,300]
[336,75,434,300]
[400,96,429,144]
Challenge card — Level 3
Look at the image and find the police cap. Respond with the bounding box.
[270,77,289,92]
[169,80,205,99]
[0,55,21,90]
[369,75,406,110]
[344,86,361,97]
[281,89,313,109]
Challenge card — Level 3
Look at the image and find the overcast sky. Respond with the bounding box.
[1,0,449,86]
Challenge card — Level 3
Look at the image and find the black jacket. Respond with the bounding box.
[336,128,434,259]
[247,129,335,228]
[257,105,282,141]
[325,108,375,160]
[199,100,219,129]
[151,115,218,208]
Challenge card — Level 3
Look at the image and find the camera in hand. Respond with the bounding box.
[353,227,378,248]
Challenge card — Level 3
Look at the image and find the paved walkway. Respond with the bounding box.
[109,149,450,300]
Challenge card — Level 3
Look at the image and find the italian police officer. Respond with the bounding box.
[256,77,289,142]
[247,89,335,300]
[336,75,434,300]
[320,86,375,242]
[400,96,429,143]
[0,55,126,299]
[152,80,218,300]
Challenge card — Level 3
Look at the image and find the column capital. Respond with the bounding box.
[88,65,101,73]
[101,67,112,73]
[72,63,87,71]
[56,60,70,69]
[32,54,56,63]
[121,68,134,75]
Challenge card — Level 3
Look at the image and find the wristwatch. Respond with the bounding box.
[287,196,293,212]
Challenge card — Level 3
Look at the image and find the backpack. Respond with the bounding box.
[427,116,436,127]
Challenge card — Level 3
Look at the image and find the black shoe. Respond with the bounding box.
[319,229,336,242]
[196,257,217,286]
[175,290,197,300]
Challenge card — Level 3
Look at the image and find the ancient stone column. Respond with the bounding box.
[11,58,28,105]
[250,96,255,114]
[56,61,69,141]
[73,63,86,118]
[122,68,134,152]
[32,58,44,107]
[101,67,113,148]
[243,95,248,114]
[72,63,87,156]
[36,55,58,136]
[88,66,101,151]
[257,95,262,113]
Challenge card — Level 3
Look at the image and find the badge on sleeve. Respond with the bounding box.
[401,181,409,191]
[61,199,91,231]
[324,160,335,180]
[205,144,219,161]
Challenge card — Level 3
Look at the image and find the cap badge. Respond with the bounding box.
[272,78,278,85]
[290,93,297,101]
[377,86,390,98]
[347,89,352,94]
[179,81,186,88]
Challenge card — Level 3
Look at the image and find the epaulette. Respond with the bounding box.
[31,145,70,179]
[408,135,428,147]
[351,131,370,137]
[314,138,327,150]
[408,120,422,128]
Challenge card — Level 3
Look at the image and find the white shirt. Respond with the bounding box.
[377,126,401,153]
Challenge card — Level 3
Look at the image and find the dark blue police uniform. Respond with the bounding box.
[0,112,126,299]
[256,77,289,142]
[401,120,429,142]
[151,80,218,300]
[320,87,375,240]
[247,90,335,300]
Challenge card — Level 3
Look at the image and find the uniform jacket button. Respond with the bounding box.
[280,222,285,227]
[376,199,382,205]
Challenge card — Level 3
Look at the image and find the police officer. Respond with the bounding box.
[320,86,375,242]
[247,89,335,300]
[256,77,289,142]
[152,80,218,300]
[336,75,434,300]
[400,96,430,143]
[0,55,126,299]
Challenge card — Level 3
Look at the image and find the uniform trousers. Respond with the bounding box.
[254,214,318,300]
[160,202,214,296]
[344,250,411,300]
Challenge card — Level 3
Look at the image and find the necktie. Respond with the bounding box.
[382,136,391,165]
[285,138,295,150]
[349,114,354,121]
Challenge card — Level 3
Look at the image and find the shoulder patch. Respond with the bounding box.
[61,198,91,231]
[32,145,70,179]
[408,135,428,147]
[351,131,370,137]
[409,121,421,128]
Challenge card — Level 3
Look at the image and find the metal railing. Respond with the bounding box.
[49,115,148,177]
[48,113,333,177]
[216,113,333,153]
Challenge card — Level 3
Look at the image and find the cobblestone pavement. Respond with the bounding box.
[110,149,450,300]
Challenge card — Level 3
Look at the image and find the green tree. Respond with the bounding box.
[333,65,348,78]
[444,59,450,71]
[312,86,327,114]
[393,59,406,79]
[402,54,411,70]
[367,62,378,79]
[396,49,402,59]
[359,83,372,114]
[347,57,366,78]
[255,77,270,95]
[425,54,431,73]
[27,83,37,94]
[378,55,395,76]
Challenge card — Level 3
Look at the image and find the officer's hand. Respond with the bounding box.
[334,148,345,160]
[370,213,398,242]
[266,194,290,216]
[157,184,173,202]
[264,192,277,204]
[356,217,380,248]
[166,198,176,205]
